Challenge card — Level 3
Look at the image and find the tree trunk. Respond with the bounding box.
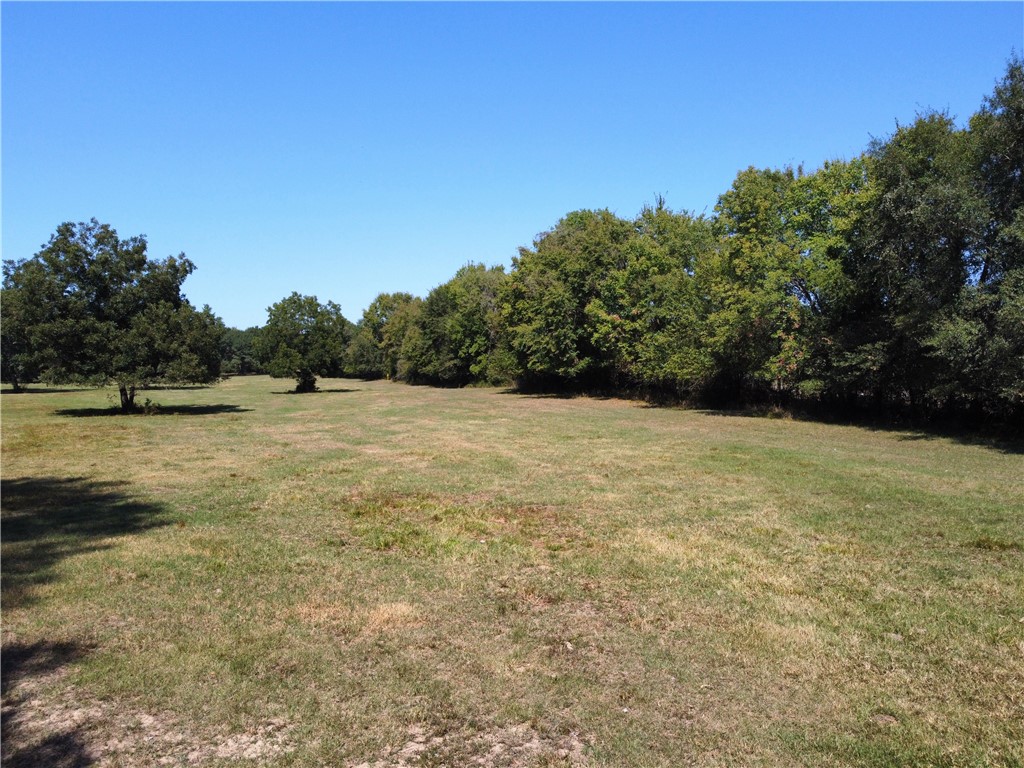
[119,384,137,413]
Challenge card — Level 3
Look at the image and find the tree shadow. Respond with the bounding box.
[1,479,169,766]
[873,424,1023,455]
[1,476,171,610]
[497,383,1023,455]
[53,404,252,418]
[495,387,614,401]
[1,639,97,767]
[1,730,94,768]
[690,408,1024,456]
[272,388,361,395]
[496,388,573,399]
[1,387,97,395]
[138,384,215,391]
[0,641,92,697]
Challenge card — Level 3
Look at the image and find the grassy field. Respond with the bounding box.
[2,376,1022,767]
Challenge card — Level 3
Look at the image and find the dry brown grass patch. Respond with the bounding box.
[361,602,425,635]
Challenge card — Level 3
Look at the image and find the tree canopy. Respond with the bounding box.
[2,219,224,411]
[7,57,1019,430]
[333,56,1022,428]
[255,292,350,393]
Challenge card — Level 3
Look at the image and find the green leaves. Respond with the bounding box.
[1,219,224,407]
[255,292,349,392]
[401,264,509,386]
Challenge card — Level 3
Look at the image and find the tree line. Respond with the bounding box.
[3,58,1021,425]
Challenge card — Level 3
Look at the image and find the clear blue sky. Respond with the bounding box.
[3,2,1021,329]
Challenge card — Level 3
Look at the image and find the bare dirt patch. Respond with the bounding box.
[351,722,589,767]
[1,653,294,767]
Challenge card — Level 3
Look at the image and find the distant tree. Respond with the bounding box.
[383,296,423,380]
[255,292,349,392]
[501,205,718,395]
[915,55,1024,422]
[971,54,1024,286]
[1,219,224,411]
[699,166,808,403]
[966,56,1024,421]
[586,199,715,395]
[345,292,417,379]
[842,113,987,415]
[402,264,511,386]
[345,324,382,379]
[221,326,264,375]
[783,157,875,405]
[502,209,636,389]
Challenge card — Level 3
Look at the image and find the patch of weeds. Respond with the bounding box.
[341,492,581,562]
[971,536,1021,552]
[364,521,430,553]
[796,731,970,768]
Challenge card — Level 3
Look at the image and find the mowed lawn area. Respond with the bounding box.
[2,376,1022,767]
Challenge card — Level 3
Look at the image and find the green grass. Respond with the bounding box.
[2,376,1022,767]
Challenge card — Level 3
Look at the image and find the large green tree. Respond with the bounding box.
[971,55,1024,287]
[777,157,875,405]
[501,209,636,389]
[255,292,349,393]
[585,199,714,394]
[953,55,1024,421]
[401,264,510,386]
[383,297,424,381]
[2,219,224,411]
[699,166,808,402]
[836,113,987,415]
[345,291,417,379]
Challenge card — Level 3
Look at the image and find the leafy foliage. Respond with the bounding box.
[1,219,224,411]
[345,292,418,380]
[10,58,1020,428]
[255,293,349,392]
[502,209,639,388]
[221,326,265,376]
[0,279,42,392]
[489,56,1022,425]
[401,264,511,386]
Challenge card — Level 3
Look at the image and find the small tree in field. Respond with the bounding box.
[255,293,349,392]
[2,219,224,411]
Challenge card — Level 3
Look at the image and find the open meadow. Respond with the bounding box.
[2,376,1022,767]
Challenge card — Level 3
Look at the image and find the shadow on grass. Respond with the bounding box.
[1,639,96,768]
[54,404,252,418]
[1,387,96,395]
[881,427,1023,455]
[272,388,361,395]
[495,388,615,401]
[0,478,163,765]
[137,384,215,391]
[691,407,1024,456]
[496,383,1023,455]
[1,476,171,610]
